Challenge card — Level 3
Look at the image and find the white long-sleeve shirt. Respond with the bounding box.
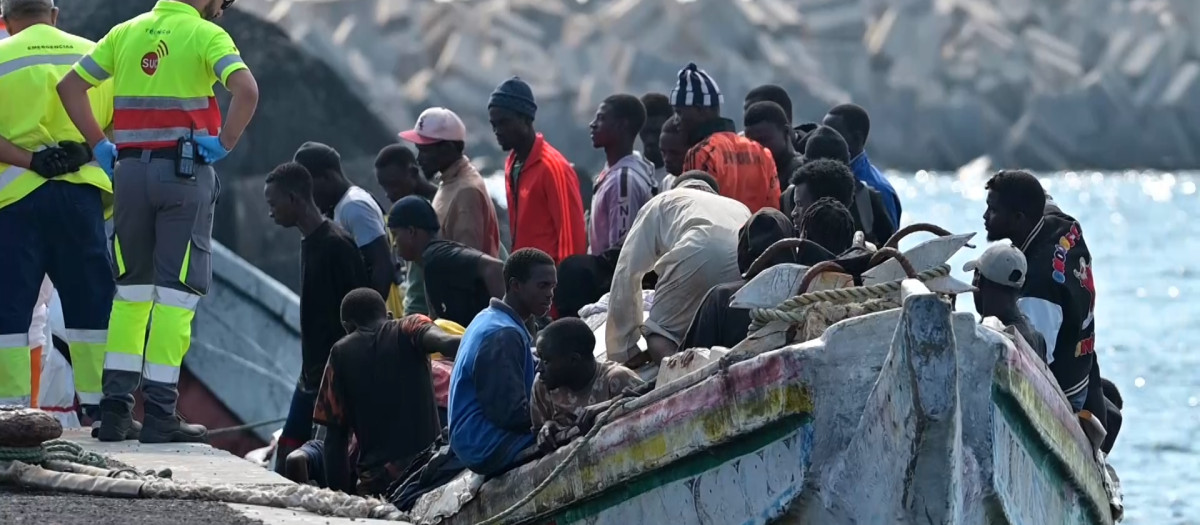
[605,181,751,362]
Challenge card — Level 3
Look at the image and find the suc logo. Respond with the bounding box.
[141,40,169,76]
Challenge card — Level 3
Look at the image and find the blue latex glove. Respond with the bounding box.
[93,138,117,179]
[194,136,229,164]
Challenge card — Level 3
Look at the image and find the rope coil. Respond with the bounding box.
[749,264,950,330]
[0,439,108,468]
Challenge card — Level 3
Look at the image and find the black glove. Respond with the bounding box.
[58,141,94,172]
[29,147,71,178]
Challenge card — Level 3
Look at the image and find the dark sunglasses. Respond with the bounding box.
[221,0,236,9]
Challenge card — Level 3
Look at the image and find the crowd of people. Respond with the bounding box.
[0,0,1119,510]
[260,62,1121,504]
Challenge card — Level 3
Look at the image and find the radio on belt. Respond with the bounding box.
[176,127,197,178]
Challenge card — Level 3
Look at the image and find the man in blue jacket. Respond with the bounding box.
[822,104,901,226]
[448,248,557,475]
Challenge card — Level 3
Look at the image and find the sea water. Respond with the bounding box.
[898,170,1199,525]
[486,171,1200,523]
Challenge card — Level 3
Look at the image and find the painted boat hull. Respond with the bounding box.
[414,282,1115,525]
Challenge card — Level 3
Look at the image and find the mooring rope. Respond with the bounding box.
[140,478,409,520]
[748,264,950,330]
[476,394,634,525]
[0,439,108,468]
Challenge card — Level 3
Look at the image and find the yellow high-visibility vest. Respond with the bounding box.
[0,24,114,216]
[73,1,248,151]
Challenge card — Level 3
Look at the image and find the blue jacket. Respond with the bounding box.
[850,152,901,227]
[448,299,536,474]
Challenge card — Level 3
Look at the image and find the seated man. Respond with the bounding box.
[389,196,505,327]
[789,159,894,247]
[795,127,896,245]
[681,200,854,350]
[793,197,856,259]
[606,173,751,364]
[449,249,557,476]
[982,170,1104,425]
[531,318,643,451]
[964,242,1049,361]
[680,208,795,350]
[313,288,462,495]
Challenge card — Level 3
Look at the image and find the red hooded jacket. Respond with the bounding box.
[504,134,587,263]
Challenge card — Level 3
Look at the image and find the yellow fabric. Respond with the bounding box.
[0,24,114,215]
[431,319,465,361]
[145,303,194,368]
[106,299,153,359]
[387,282,405,318]
[0,344,31,400]
[69,340,105,401]
[433,319,466,335]
[113,234,126,276]
[74,1,247,92]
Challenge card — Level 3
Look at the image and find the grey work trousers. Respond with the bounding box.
[102,152,218,418]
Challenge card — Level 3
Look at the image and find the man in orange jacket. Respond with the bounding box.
[673,63,780,213]
[488,77,586,265]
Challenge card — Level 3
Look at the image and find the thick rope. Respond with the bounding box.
[476,395,633,525]
[0,437,409,521]
[748,265,950,329]
[141,479,409,521]
[0,439,108,468]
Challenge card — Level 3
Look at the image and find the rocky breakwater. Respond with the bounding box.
[239,0,1200,172]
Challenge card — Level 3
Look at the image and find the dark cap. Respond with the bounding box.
[801,125,850,165]
[737,208,794,274]
[387,196,440,232]
[293,141,342,176]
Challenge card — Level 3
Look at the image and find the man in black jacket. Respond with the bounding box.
[982,170,1104,427]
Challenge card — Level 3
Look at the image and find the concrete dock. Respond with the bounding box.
[0,429,411,525]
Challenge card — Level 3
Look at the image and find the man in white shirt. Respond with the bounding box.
[605,172,751,364]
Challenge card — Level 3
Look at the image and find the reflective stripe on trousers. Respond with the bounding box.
[0,332,30,401]
[67,328,107,405]
[105,285,198,383]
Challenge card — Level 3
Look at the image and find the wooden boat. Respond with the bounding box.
[180,241,302,455]
[410,231,1120,525]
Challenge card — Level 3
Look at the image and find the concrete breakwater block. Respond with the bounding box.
[218,0,1200,172]
[65,0,1200,176]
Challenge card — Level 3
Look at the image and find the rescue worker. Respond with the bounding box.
[0,0,113,417]
[58,0,259,442]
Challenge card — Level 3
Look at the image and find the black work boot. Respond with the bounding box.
[96,399,137,442]
[139,412,208,444]
[91,419,142,440]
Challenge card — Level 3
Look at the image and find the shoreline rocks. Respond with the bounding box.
[234,0,1200,172]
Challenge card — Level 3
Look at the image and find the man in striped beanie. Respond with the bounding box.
[671,63,780,213]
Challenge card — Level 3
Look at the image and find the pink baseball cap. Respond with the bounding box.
[398,107,466,145]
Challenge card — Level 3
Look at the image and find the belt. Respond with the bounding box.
[117,148,178,161]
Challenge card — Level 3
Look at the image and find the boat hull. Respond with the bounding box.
[540,421,812,525]
[414,283,1115,525]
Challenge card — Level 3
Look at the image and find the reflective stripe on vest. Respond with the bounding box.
[75,2,247,151]
[112,95,220,150]
[0,25,112,212]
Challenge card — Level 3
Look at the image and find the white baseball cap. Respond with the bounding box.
[398,107,466,145]
[963,241,1027,289]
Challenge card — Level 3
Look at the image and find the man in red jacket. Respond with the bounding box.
[673,63,779,213]
[488,77,586,265]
